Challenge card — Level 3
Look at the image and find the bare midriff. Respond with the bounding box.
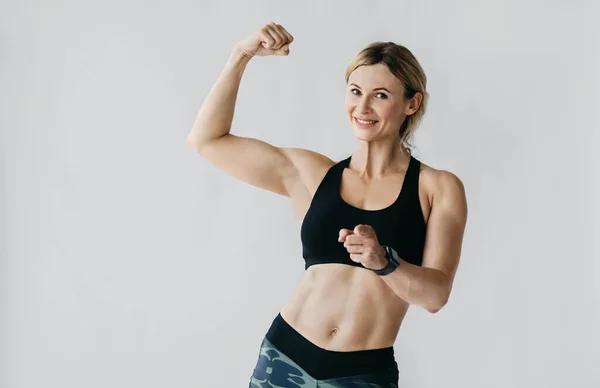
[279,262,410,352]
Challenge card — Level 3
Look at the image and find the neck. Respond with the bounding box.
[350,139,410,179]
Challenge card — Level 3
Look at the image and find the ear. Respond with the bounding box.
[404,91,423,116]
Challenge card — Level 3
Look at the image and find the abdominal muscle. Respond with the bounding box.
[279,262,410,352]
[277,157,431,353]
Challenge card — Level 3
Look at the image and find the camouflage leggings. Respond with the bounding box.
[249,337,399,388]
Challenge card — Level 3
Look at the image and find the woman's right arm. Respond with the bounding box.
[187,24,325,197]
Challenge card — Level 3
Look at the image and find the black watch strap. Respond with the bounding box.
[371,245,400,276]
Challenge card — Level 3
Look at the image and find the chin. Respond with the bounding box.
[351,126,379,141]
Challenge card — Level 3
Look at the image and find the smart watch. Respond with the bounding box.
[371,245,400,276]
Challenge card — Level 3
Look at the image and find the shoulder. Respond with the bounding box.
[281,147,335,169]
[280,148,337,193]
[417,160,467,213]
[281,148,336,180]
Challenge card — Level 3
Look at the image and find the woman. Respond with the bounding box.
[188,22,468,388]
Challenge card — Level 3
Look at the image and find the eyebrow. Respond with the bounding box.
[349,83,392,94]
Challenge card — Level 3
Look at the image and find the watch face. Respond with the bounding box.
[387,247,399,265]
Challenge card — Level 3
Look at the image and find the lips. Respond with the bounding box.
[354,116,378,122]
[353,117,378,126]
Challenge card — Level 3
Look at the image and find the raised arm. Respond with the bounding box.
[187,23,312,197]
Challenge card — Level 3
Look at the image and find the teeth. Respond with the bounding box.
[356,118,376,124]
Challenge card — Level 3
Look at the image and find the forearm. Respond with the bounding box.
[187,47,251,151]
[376,252,450,313]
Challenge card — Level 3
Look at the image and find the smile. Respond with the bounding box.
[354,117,378,126]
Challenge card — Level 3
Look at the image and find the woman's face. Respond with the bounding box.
[345,63,419,142]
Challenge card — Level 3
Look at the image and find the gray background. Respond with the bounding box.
[2,1,599,387]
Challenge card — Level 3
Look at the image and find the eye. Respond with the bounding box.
[349,89,388,99]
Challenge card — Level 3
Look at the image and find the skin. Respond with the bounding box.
[187,22,468,352]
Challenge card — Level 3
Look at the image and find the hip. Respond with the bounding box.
[249,313,399,387]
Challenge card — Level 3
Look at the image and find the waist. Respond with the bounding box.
[281,263,408,350]
[265,312,398,380]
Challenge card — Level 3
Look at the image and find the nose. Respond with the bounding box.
[356,96,372,115]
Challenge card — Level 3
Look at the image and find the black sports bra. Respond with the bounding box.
[300,154,427,270]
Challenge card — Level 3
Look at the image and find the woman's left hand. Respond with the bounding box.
[339,225,388,270]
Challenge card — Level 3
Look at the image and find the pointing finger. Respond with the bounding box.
[338,228,353,242]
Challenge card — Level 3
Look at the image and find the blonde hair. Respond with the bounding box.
[345,42,428,154]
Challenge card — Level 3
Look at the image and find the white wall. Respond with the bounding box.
[1,1,599,387]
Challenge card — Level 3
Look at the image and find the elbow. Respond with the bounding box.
[426,305,444,314]
[187,136,206,154]
[426,302,445,314]
[426,295,449,314]
[187,133,227,155]
[426,272,451,314]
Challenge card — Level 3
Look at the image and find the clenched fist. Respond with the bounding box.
[235,22,294,59]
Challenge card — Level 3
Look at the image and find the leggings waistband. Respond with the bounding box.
[265,313,397,380]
